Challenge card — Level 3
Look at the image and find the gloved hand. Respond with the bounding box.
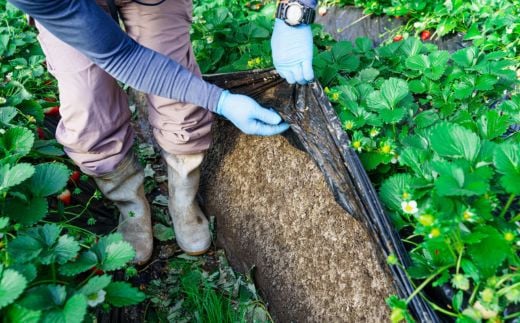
[271,18,314,85]
[215,90,290,136]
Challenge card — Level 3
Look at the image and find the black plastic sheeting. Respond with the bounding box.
[205,69,442,323]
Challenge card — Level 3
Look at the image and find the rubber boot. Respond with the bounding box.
[163,152,211,255]
[94,154,153,265]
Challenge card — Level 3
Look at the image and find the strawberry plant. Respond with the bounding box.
[320,37,519,321]
[0,1,145,320]
[319,0,520,67]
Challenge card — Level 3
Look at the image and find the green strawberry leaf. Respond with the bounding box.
[100,241,135,271]
[59,251,98,276]
[79,274,112,297]
[10,263,37,283]
[0,106,18,125]
[40,293,87,323]
[477,110,510,140]
[451,47,477,67]
[4,196,48,226]
[433,162,492,197]
[0,163,34,192]
[400,37,423,57]
[0,266,28,309]
[405,54,429,71]
[494,143,520,194]
[0,127,34,163]
[381,78,409,109]
[8,234,42,263]
[379,173,415,212]
[39,234,80,265]
[357,68,379,83]
[19,285,66,311]
[430,122,481,162]
[104,282,146,307]
[467,226,510,278]
[475,74,498,91]
[5,304,41,323]
[30,163,70,197]
[153,223,175,241]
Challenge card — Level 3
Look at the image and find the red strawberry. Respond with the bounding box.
[69,170,81,184]
[91,267,105,275]
[37,127,45,139]
[58,189,71,205]
[420,30,431,41]
[44,106,60,116]
[393,35,403,42]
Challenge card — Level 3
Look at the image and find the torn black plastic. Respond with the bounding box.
[205,69,442,323]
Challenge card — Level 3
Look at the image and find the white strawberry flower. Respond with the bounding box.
[87,289,106,307]
[401,200,418,214]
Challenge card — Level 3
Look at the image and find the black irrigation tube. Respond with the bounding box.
[205,69,442,322]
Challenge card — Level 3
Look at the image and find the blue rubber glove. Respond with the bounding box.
[271,18,314,85]
[215,90,290,136]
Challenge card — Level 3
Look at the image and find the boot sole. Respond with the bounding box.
[184,247,210,256]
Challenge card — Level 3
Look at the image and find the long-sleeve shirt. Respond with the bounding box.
[8,0,224,111]
[7,0,318,111]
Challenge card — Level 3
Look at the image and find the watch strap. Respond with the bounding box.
[276,0,316,25]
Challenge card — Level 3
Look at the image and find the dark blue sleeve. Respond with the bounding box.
[7,0,223,111]
[300,0,317,9]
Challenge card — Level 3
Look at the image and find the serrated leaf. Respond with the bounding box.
[430,122,481,161]
[475,74,498,91]
[493,142,520,195]
[10,263,37,283]
[366,91,390,111]
[452,47,477,67]
[5,304,41,323]
[0,266,28,309]
[399,147,431,178]
[357,68,379,83]
[101,241,135,271]
[30,163,70,197]
[105,282,146,307]
[400,37,423,57]
[379,174,415,212]
[19,285,66,311]
[153,223,175,241]
[8,234,42,263]
[405,54,429,71]
[62,293,87,323]
[477,110,510,140]
[414,110,439,128]
[381,78,409,109]
[359,152,391,171]
[379,108,406,124]
[4,196,48,226]
[80,275,112,297]
[355,37,372,52]
[0,217,8,229]
[408,80,426,94]
[467,226,509,278]
[0,127,34,162]
[52,234,80,265]
[0,163,34,192]
[433,162,492,197]
[59,251,98,276]
[0,107,18,125]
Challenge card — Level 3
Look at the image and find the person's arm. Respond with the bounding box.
[8,0,290,136]
[271,0,317,85]
[8,0,223,111]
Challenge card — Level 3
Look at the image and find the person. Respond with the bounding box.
[8,0,317,264]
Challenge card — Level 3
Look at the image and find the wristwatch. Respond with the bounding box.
[276,0,316,26]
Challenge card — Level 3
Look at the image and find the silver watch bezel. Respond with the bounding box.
[283,2,305,26]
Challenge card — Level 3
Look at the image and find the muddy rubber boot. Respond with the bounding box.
[94,155,153,265]
[163,152,211,255]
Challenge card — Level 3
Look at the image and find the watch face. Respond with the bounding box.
[285,3,303,25]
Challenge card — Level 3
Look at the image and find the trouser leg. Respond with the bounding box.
[35,21,134,176]
[35,17,153,263]
[120,0,214,155]
[121,0,212,254]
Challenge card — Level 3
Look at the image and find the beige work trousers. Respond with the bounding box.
[36,0,213,176]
